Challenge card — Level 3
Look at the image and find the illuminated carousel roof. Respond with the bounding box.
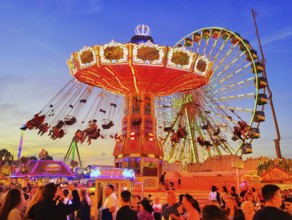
[68,28,213,96]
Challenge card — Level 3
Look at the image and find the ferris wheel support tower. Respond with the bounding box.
[252,9,282,159]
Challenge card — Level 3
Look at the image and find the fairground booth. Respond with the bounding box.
[11,160,74,185]
[89,167,135,220]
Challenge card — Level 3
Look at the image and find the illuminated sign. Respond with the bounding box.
[45,163,61,172]
[90,167,135,180]
[173,94,192,108]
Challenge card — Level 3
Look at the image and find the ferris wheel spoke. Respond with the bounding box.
[206,29,223,59]
[210,49,246,84]
[213,93,255,101]
[210,43,240,79]
[214,77,254,93]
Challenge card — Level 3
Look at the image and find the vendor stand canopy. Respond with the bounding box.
[11,160,74,178]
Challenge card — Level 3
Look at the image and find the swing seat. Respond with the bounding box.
[100,109,106,113]
[102,120,114,129]
[64,116,77,125]
[90,129,101,140]
[202,124,209,130]
[58,129,65,138]
[177,129,187,139]
[213,127,220,136]
[110,103,117,108]
[164,127,172,132]
[56,120,65,129]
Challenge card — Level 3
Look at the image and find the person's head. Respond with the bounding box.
[105,184,114,196]
[222,186,228,193]
[139,199,153,213]
[245,192,254,202]
[284,197,292,215]
[182,194,194,210]
[79,189,87,201]
[121,190,131,203]
[43,182,57,200]
[63,189,69,197]
[211,185,217,192]
[202,205,227,220]
[179,194,184,203]
[261,184,282,208]
[167,191,177,205]
[154,196,160,204]
[231,186,236,193]
[241,201,255,216]
[0,188,25,220]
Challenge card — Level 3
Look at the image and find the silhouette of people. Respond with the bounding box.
[170,129,179,146]
[23,114,46,130]
[197,137,212,149]
[177,124,187,139]
[38,123,50,136]
[233,126,244,141]
[74,129,85,143]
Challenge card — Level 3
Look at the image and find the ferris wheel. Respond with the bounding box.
[157,27,267,164]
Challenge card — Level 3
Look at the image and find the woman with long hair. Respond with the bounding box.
[23,186,44,220]
[224,196,243,220]
[0,188,25,220]
[177,194,200,220]
[137,199,154,220]
[240,201,255,220]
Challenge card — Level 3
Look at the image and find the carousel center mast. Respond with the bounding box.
[67,25,213,180]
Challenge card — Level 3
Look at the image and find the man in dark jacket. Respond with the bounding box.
[253,184,291,220]
[116,190,137,220]
[28,182,80,220]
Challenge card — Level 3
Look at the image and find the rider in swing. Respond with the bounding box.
[83,120,100,144]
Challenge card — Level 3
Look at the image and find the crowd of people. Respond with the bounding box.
[0,182,291,220]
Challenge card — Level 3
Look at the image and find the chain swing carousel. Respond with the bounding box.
[23,25,267,189]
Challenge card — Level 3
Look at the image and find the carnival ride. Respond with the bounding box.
[22,25,267,171]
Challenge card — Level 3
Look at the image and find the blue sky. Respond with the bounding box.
[0,0,292,165]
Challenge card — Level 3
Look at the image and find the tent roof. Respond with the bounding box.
[11,160,74,178]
